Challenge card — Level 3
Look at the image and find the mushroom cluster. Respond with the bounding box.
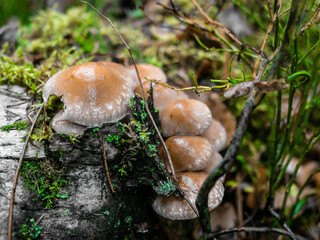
[43,61,230,221]
[134,75,229,221]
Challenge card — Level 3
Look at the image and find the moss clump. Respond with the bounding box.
[106,95,177,196]
[20,158,69,209]
[1,121,29,132]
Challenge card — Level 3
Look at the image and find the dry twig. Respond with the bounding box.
[81,1,199,218]
[8,103,44,240]
[98,131,115,193]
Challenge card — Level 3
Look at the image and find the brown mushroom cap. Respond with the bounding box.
[128,63,167,89]
[205,92,237,145]
[160,99,212,137]
[203,152,223,174]
[159,136,214,172]
[152,172,224,220]
[134,81,189,113]
[201,119,227,152]
[43,62,133,134]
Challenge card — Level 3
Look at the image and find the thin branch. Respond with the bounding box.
[270,208,295,237]
[159,1,262,56]
[80,1,176,178]
[210,226,307,240]
[34,214,45,227]
[252,0,282,78]
[81,1,200,217]
[8,103,44,240]
[98,131,115,193]
[299,3,320,35]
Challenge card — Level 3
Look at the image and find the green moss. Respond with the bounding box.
[1,121,29,132]
[14,218,43,240]
[20,159,69,209]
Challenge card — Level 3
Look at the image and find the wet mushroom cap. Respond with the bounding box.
[159,136,214,172]
[160,99,212,137]
[152,172,224,220]
[43,62,133,134]
[128,63,167,88]
[96,61,136,91]
[201,119,227,152]
[203,152,223,174]
[134,81,189,113]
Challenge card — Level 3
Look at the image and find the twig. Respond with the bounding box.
[28,140,41,150]
[98,131,115,193]
[266,0,273,19]
[159,1,262,56]
[270,208,295,237]
[0,90,30,101]
[34,214,45,227]
[279,7,291,17]
[81,0,200,219]
[145,78,229,93]
[27,114,34,124]
[252,0,281,78]
[81,1,176,179]
[8,103,44,240]
[191,0,212,23]
[6,100,30,108]
[299,3,320,35]
[210,226,306,240]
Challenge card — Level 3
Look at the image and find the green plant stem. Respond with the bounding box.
[268,90,282,208]
[196,97,256,236]
[280,129,320,218]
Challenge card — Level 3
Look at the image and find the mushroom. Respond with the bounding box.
[201,119,227,152]
[159,136,214,172]
[160,99,212,137]
[128,63,167,90]
[152,172,224,220]
[43,62,133,135]
[134,81,189,114]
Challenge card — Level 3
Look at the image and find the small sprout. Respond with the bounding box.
[92,128,99,136]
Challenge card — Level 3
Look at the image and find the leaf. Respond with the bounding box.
[293,198,307,216]
[226,180,239,187]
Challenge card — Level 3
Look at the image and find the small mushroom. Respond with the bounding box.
[160,99,212,137]
[128,63,167,89]
[134,81,189,113]
[159,136,214,172]
[201,119,227,152]
[152,172,224,220]
[43,62,133,135]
